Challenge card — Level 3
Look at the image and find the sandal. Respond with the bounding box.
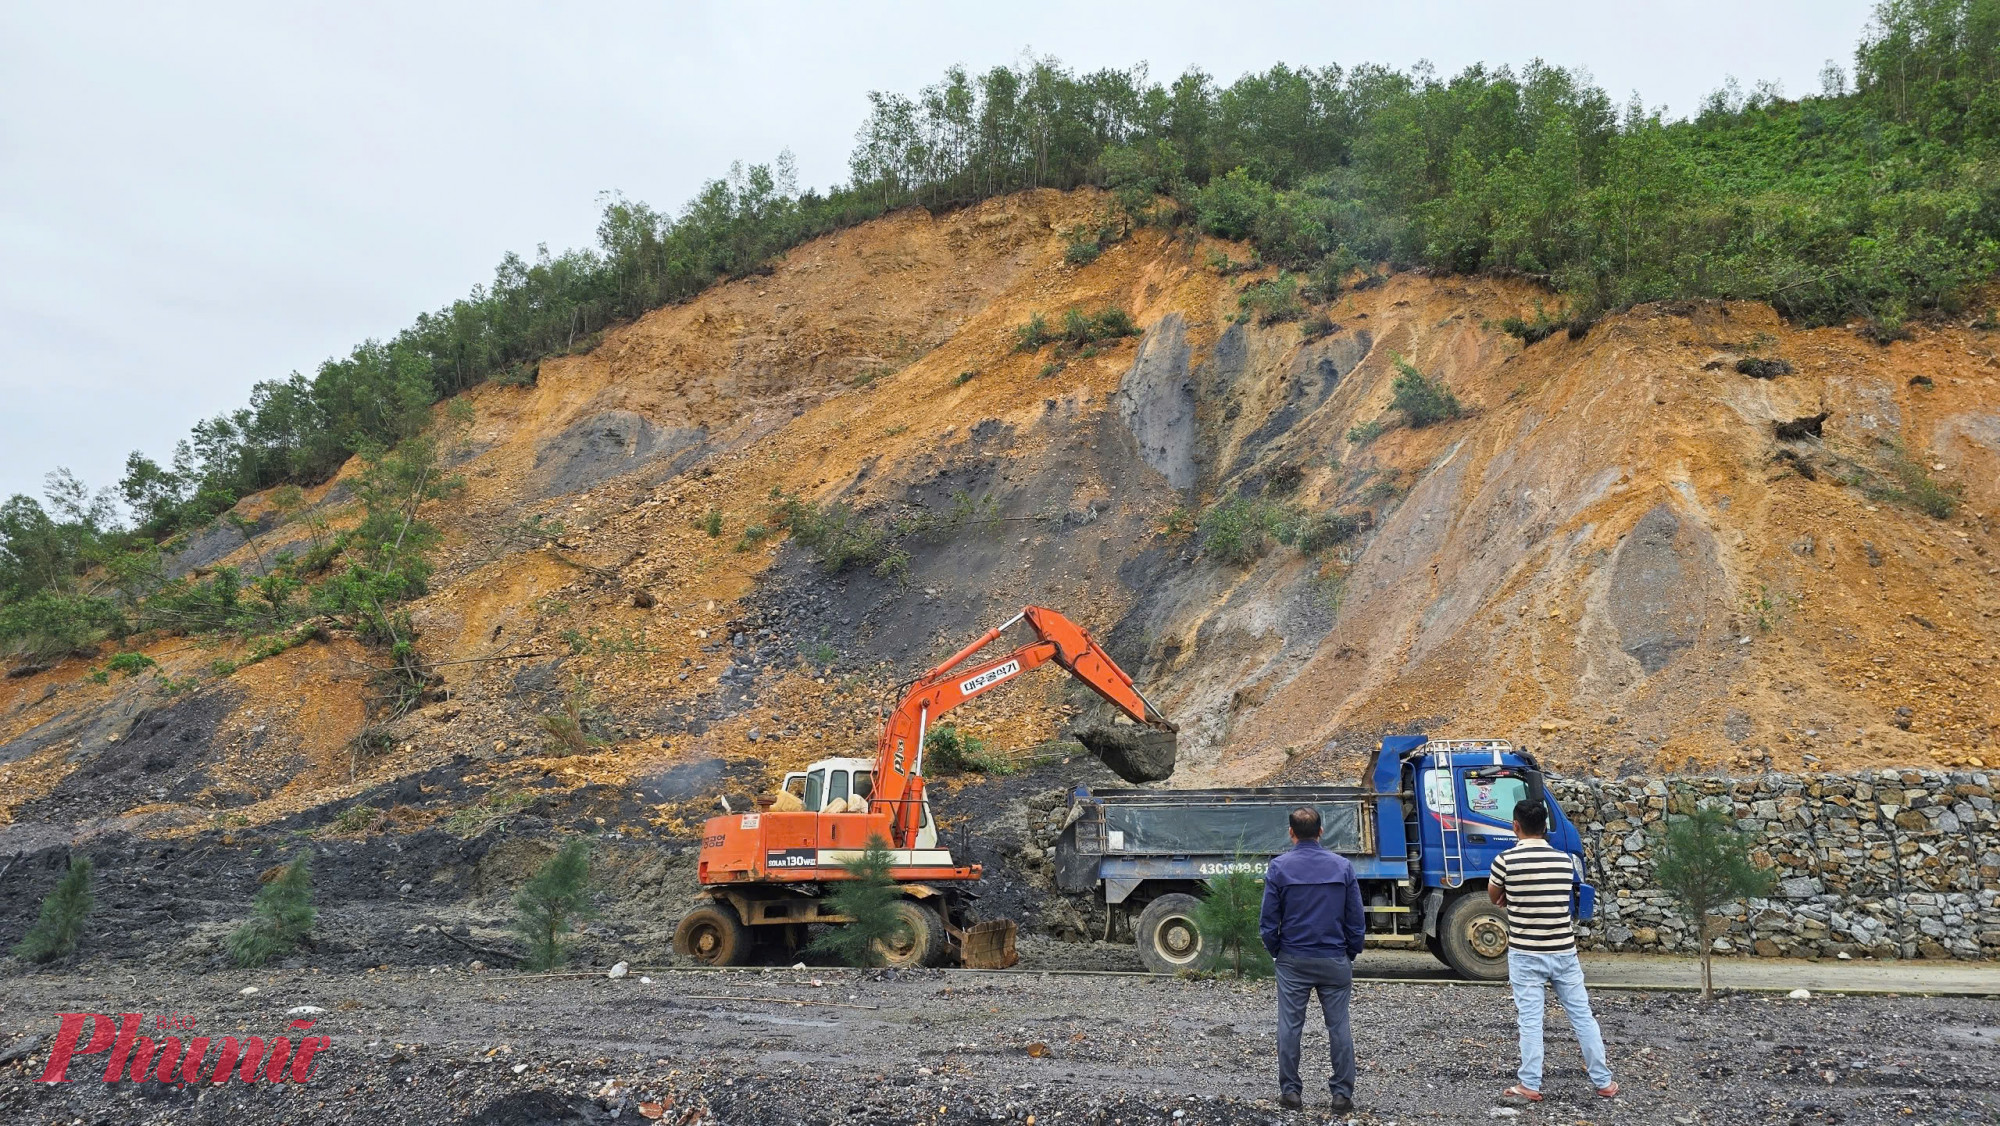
[1597,1081,1620,1098]
[1499,1085,1543,1106]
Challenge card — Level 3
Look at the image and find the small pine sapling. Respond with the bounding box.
[13,857,95,963]
[514,838,595,971]
[1651,803,1774,999]
[228,853,316,968]
[1193,866,1273,978]
[807,835,909,967]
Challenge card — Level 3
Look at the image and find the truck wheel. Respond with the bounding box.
[674,902,751,966]
[1425,931,1447,964]
[1135,893,1214,975]
[875,899,947,968]
[1438,893,1510,981]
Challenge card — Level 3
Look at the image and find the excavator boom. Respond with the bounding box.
[869,606,1174,847]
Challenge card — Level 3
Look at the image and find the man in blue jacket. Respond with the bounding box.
[1260,806,1366,1112]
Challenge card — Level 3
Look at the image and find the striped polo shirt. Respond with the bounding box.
[1489,837,1577,953]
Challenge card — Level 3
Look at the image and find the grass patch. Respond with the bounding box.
[1345,419,1385,446]
[445,789,535,837]
[1237,272,1304,324]
[1883,450,1964,518]
[1297,512,1366,554]
[536,679,610,756]
[1018,307,1139,356]
[1389,354,1461,427]
[771,489,1003,579]
[1199,494,1299,565]
[924,724,1014,775]
[1494,300,1577,345]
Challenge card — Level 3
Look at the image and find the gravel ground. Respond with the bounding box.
[3,966,1995,1125]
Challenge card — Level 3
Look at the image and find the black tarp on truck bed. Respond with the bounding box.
[1100,797,1368,855]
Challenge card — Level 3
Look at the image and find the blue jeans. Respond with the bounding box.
[1507,949,1613,1092]
[1275,953,1354,1100]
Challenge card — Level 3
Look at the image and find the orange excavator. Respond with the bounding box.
[672,605,1177,967]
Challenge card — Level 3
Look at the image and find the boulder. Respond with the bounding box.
[1077,725,1178,783]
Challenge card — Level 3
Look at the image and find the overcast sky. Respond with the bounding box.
[0,0,1877,506]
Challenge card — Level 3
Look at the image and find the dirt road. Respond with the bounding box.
[3,964,1995,1125]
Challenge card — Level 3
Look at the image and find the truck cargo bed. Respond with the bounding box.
[1055,786,1388,893]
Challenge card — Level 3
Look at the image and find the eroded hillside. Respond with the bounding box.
[3,188,1998,844]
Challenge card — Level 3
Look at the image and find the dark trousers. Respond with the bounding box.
[1275,952,1355,1100]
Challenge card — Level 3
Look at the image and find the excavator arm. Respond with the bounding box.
[870,606,1174,848]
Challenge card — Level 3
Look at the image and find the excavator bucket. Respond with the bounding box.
[1078,724,1178,783]
[959,919,1019,968]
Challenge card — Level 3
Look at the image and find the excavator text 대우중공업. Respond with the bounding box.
[672,605,1177,967]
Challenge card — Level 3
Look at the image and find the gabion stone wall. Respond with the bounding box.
[1551,770,2000,961]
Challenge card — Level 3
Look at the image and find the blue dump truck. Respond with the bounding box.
[1053,735,1596,980]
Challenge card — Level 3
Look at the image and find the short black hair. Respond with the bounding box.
[1289,806,1322,840]
[1513,799,1549,835]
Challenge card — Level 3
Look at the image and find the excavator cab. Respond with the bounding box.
[781,756,938,849]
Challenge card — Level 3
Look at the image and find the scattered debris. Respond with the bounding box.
[1736,357,1794,379]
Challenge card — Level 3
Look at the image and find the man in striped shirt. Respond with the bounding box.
[1487,798,1617,1104]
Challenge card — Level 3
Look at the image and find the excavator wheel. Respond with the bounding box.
[875,899,948,968]
[674,902,751,966]
[1134,893,1215,975]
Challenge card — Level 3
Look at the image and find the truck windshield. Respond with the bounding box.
[1465,773,1529,824]
[804,769,825,811]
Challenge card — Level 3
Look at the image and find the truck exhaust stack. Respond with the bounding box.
[1078,724,1178,783]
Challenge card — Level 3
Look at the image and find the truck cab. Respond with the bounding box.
[1400,737,1594,977]
[782,756,939,850]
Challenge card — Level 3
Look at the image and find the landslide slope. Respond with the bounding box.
[3,188,1998,844]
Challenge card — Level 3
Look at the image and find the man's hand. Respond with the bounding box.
[1487,882,1505,906]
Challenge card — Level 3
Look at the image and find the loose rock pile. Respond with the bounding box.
[1555,769,2000,961]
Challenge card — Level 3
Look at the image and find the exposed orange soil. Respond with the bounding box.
[4,188,1996,835]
